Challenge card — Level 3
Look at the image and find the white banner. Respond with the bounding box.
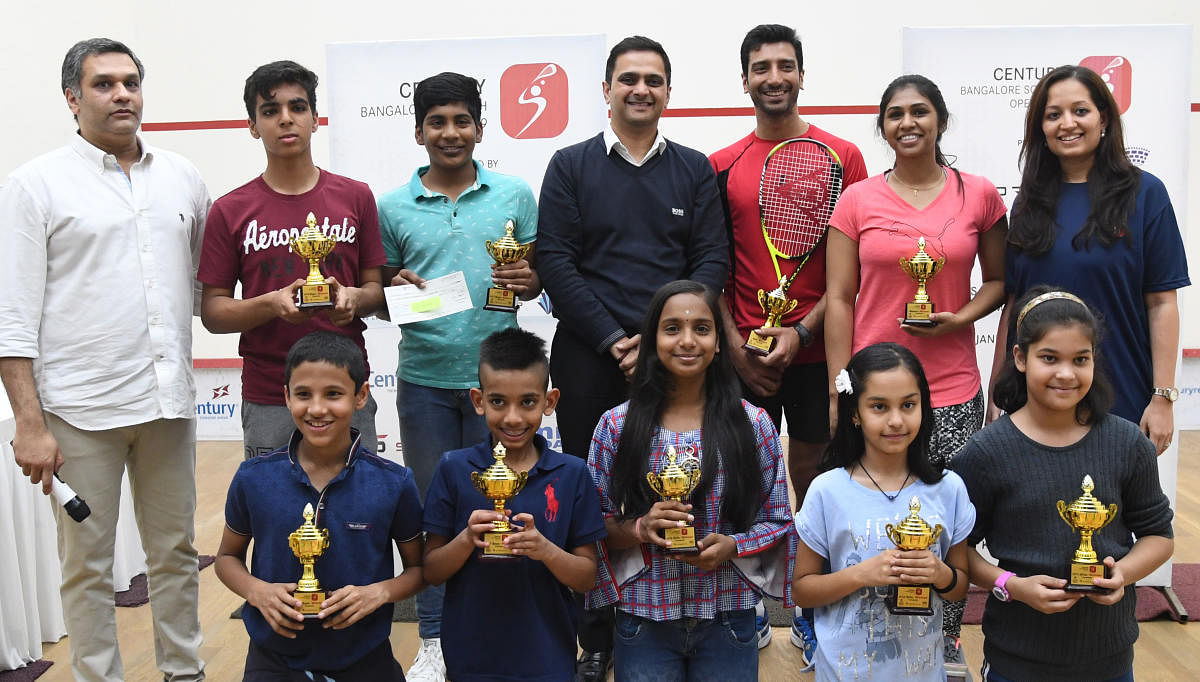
[327,35,609,463]
[903,24,1191,589]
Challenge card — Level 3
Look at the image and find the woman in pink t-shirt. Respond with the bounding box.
[824,74,1007,670]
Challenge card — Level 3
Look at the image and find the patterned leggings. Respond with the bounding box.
[930,389,984,638]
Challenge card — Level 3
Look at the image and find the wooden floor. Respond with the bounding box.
[36,432,1200,681]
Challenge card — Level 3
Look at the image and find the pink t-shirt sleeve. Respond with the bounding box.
[828,177,870,241]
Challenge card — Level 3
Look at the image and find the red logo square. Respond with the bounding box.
[1079,56,1132,115]
[500,63,569,139]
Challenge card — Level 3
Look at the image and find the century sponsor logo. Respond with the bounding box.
[197,384,238,420]
[1079,55,1132,115]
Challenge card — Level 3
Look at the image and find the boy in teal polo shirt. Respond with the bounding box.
[376,71,539,682]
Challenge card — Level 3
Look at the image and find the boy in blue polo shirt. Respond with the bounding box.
[215,331,424,680]
[422,327,606,682]
[377,70,540,681]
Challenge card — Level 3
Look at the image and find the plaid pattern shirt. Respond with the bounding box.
[586,400,796,620]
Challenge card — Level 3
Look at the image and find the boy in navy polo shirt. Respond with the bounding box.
[422,328,606,682]
[215,331,424,681]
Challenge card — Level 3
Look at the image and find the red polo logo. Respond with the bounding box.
[1079,56,1132,114]
[500,63,569,139]
[544,482,559,522]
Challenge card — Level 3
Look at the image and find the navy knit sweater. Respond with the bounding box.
[953,414,1173,681]
[536,133,728,352]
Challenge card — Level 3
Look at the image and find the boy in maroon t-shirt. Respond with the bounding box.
[198,60,386,459]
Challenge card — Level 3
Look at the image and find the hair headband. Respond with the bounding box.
[1015,291,1087,331]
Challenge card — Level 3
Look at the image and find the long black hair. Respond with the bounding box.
[821,342,943,484]
[1009,65,1139,257]
[992,285,1114,424]
[609,280,762,531]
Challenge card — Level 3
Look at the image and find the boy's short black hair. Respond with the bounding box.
[285,331,366,389]
[740,24,803,75]
[414,72,482,129]
[478,328,549,389]
[244,60,318,120]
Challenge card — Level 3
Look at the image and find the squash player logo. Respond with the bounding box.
[1078,56,1132,115]
[501,63,569,139]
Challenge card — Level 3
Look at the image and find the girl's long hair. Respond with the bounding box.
[876,74,964,200]
[992,285,1114,424]
[821,342,943,484]
[610,280,761,531]
[1009,65,1139,257]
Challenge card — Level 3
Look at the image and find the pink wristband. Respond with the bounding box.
[635,516,645,543]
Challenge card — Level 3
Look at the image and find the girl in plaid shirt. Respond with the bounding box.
[586,280,796,682]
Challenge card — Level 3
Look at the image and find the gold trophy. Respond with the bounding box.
[744,271,800,357]
[483,220,533,313]
[645,446,702,553]
[1057,475,1118,592]
[290,212,336,309]
[898,236,944,327]
[471,442,529,558]
[288,502,330,617]
[884,496,945,615]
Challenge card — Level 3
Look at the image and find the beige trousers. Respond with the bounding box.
[46,413,204,682]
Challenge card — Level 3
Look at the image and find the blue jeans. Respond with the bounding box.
[983,660,1134,682]
[397,380,489,640]
[613,609,758,682]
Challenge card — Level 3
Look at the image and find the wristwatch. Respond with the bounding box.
[793,322,814,348]
[992,570,1015,602]
[1152,387,1179,403]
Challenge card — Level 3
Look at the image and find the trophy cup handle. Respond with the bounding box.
[515,471,530,496]
[930,524,944,545]
[1099,503,1119,531]
[756,289,768,309]
[646,472,663,497]
[885,523,901,546]
[1055,500,1071,527]
[470,471,484,496]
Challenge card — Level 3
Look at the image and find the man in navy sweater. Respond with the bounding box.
[535,35,727,681]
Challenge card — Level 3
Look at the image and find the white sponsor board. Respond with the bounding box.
[903,24,1190,589]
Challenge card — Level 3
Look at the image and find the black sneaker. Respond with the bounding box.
[943,634,971,681]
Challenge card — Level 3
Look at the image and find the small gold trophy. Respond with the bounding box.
[645,446,702,553]
[483,220,533,313]
[288,502,330,617]
[1057,475,1118,592]
[744,273,800,357]
[290,212,336,309]
[898,236,944,327]
[471,442,530,558]
[884,496,945,615]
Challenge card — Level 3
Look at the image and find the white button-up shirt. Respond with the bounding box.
[603,125,667,166]
[0,134,210,430]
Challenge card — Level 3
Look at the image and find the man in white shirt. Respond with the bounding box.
[0,39,208,682]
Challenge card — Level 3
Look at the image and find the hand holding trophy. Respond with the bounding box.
[645,446,702,553]
[1057,475,1118,593]
[471,442,530,558]
[483,220,533,313]
[290,212,336,309]
[884,496,944,615]
[898,236,944,327]
[288,502,330,617]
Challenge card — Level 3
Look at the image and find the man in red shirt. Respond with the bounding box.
[708,24,868,665]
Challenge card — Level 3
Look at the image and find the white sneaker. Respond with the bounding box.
[407,637,446,682]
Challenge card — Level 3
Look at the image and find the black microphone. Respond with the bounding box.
[50,474,91,522]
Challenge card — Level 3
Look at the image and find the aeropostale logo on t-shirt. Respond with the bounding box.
[241,216,360,255]
[500,62,569,139]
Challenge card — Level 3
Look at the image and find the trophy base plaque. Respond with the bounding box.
[903,301,937,328]
[481,531,519,559]
[298,283,334,310]
[743,331,775,357]
[662,525,699,553]
[1065,561,1112,593]
[484,286,519,313]
[885,584,934,616]
[295,589,325,619]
